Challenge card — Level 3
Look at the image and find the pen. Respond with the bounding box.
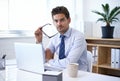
[2,55,6,59]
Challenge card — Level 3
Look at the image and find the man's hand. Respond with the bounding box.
[34,27,43,43]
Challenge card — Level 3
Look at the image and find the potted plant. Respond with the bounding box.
[92,3,120,38]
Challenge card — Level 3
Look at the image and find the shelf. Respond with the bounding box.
[86,38,120,46]
[87,44,120,48]
[93,64,98,67]
[86,37,120,41]
[86,38,120,77]
[98,64,120,71]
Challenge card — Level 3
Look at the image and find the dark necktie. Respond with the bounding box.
[59,35,66,59]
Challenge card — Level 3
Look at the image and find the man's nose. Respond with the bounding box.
[57,21,62,26]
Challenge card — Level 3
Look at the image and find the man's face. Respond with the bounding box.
[52,14,71,34]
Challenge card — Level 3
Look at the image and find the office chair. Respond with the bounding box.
[87,51,93,72]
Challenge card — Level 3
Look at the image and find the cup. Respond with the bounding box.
[67,63,78,78]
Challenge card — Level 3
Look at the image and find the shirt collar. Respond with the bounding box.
[59,27,72,38]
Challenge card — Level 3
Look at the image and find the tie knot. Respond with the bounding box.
[60,35,65,39]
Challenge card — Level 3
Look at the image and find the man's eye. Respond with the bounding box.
[54,20,58,23]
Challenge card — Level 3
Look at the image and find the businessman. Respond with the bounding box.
[35,6,89,71]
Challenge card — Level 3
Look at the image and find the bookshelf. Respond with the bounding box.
[86,38,120,77]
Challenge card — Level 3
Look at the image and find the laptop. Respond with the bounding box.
[14,42,62,74]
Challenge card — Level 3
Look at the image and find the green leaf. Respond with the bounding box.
[91,3,120,27]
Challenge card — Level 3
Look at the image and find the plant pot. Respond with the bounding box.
[101,26,114,38]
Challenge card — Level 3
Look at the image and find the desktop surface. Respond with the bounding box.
[0,65,120,81]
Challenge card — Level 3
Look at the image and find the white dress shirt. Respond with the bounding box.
[47,27,88,71]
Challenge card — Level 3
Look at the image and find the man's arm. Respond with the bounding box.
[35,27,55,61]
[45,48,54,62]
[34,27,54,62]
[34,27,43,43]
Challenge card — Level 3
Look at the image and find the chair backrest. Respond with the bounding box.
[87,51,93,72]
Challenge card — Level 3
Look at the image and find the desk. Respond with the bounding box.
[0,65,120,81]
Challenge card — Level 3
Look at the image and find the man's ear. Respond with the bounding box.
[68,18,71,23]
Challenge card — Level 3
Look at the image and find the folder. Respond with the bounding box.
[92,46,98,64]
[111,48,115,68]
[115,49,120,68]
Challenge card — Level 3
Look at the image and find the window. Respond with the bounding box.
[8,0,47,30]
[0,0,8,30]
[0,0,84,33]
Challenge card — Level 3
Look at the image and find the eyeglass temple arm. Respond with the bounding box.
[41,23,51,29]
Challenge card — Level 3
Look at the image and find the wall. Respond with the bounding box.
[0,37,35,59]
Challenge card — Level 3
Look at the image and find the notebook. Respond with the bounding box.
[14,42,62,74]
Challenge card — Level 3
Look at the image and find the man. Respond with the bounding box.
[35,6,88,71]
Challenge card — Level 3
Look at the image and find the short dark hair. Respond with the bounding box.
[51,6,70,19]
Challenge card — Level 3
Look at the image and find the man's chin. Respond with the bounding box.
[57,29,62,32]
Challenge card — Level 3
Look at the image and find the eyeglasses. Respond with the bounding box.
[41,23,58,38]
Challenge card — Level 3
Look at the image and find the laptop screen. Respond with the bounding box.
[14,42,45,74]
